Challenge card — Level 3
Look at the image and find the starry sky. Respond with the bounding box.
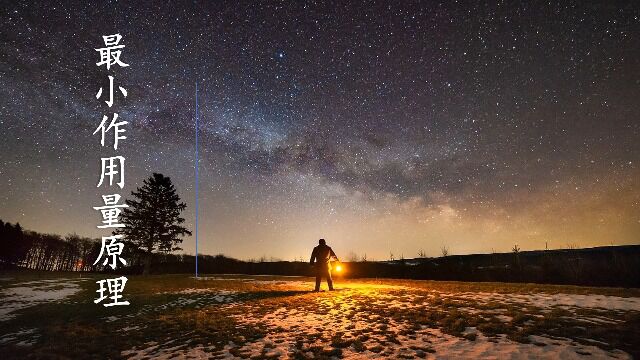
[1,1,639,261]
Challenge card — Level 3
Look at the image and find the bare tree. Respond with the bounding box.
[347,251,360,262]
[389,252,395,261]
[440,246,449,257]
[418,249,427,258]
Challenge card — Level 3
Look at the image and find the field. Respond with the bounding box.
[1,272,639,359]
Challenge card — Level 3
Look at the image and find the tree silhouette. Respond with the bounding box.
[440,246,449,257]
[0,220,30,267]
[115,173,191,275]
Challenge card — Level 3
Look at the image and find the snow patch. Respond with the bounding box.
[0,278,84,321]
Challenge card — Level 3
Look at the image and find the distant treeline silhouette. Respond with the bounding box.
[1,219,638,287]
[1,220,105,272]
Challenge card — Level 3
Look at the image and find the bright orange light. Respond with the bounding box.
[335,265,343,272]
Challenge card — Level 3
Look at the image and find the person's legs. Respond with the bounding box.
[315,267,321,291]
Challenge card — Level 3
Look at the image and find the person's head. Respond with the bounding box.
[319,238,326,245]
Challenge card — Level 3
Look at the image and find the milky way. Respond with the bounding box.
[1,1,638,260]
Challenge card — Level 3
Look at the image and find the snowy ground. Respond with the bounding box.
[216,284,636,359]
[0,277,86,321]
[0,273,638,359]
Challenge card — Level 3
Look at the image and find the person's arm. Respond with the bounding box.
[310,248,317,265]
[330,247,338,262]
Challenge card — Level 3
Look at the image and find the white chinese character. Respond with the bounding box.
[93,113,127,150]
[93,194,128,228]
[93,235,127,269]
[96,75,128,107]
[95,34,129,69]
[98,156,125,188]
[95,276,130,307]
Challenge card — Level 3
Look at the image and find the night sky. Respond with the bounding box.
[1,1,639,260]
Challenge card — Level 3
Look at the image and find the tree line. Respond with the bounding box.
[0,220,99,272]
[2,218,639,287]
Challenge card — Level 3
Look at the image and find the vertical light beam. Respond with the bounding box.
[195,81,199,278]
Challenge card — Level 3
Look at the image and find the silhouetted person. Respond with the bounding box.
[310,238,339,291]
